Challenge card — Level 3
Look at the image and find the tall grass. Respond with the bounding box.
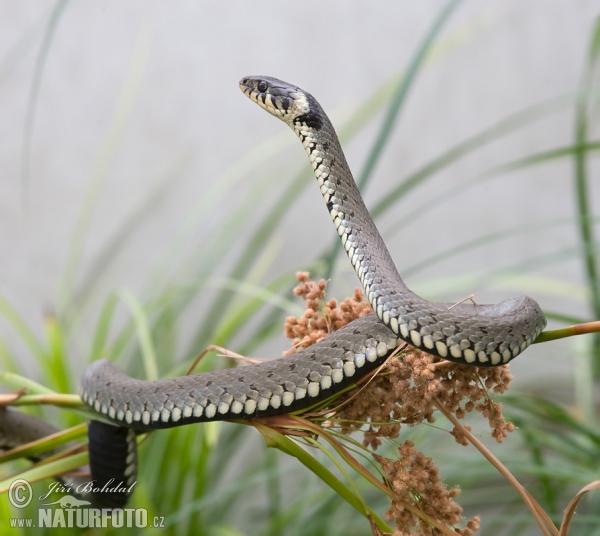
[1,2,599,535]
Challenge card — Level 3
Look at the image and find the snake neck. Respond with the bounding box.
[239,76,407,309]
[289,101,412,314]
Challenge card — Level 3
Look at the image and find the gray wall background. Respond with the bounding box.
[1,1,599,390]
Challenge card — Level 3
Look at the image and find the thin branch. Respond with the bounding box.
[433,397,559,536]
[534,321,600,343]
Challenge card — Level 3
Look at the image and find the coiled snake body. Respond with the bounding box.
[81,76,545,430]
[5,76,546,506]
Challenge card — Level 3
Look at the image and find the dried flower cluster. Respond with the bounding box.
[337,353,514,449]
[374,441,480,536]
[283,272,513,535]
[283,271,372,354]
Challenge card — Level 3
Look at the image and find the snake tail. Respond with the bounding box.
[87,420,137,508]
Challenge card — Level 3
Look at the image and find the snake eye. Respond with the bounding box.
[257,80,269,93]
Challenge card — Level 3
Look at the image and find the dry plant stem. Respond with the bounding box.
[559,480,600,535]
[185,344,257,375]
[255,414,461,536]
[256,414,392,496]
[534,320,600,343]
[1,393,82,407]
[249,418,393,534]
[0,389,26,405]
[368,516,387,536]
[447,294,476,309]
[433,396,559,536]
[568,319,600,336]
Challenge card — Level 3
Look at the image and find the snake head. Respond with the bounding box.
[240,76,322,129]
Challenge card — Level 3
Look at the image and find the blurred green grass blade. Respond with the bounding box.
[386,140,600,239]
[0,451,88,491]
[417,242,599,304]
[186,167,312,355]
[20,0,69,209]
[58,18,153,313]
[207,274,304,346]
[104,263,303,372]
[481,141,600,184]
[0,423,86,463]
[107,151,307,364]
[264,450,281,531]
[521,426,557,515]
[138,432,170,497]
[199,257,305,316]
[235,259,326,356]
[90,292,118,361]
[492,242,600,289]
[71,150,194,313]
[100,285,181,372]
[163,448,290,527]
[127,132,296,359]
[41,315,72,403]
[0,371,56,395]
[148,129,291,288]
[358,0,463,193]
[574,341,595,425]
[0,337,19,374]
[178,232,298,353]
[504,394,600,446]
[102,310,138,368]
[0,8,50,86]
[401,217,591,278]
[504,460,599,485]
[0,295,45,362]
[254,422,392,533]
[152,296,179,371]
[210,527,244,536]
[574,17,600,375]
[373,93,587,225]
[115,288,159,381]
[323,0,463,279]
[544,311,591,325]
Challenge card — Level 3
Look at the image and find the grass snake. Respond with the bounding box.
[3,76,547,507]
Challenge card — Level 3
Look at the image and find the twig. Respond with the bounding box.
[534,320,600,343]
[433,396,559,536]
[252,414,461,536]
[447,294,476,310]
[559,480,600,535]
[185,344,260,375]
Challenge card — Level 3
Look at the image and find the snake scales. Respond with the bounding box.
[3,76,546,506]
[80,76,545,429]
